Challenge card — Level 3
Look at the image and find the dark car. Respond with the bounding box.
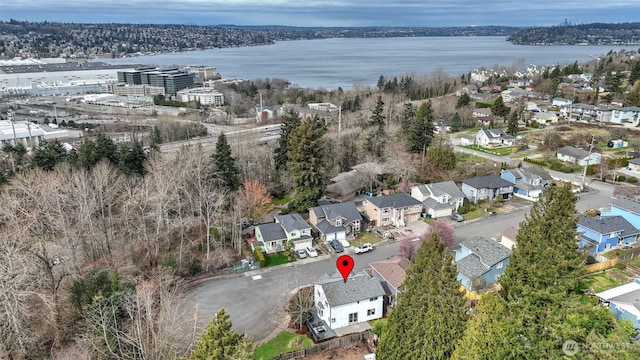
[330,240,344,253]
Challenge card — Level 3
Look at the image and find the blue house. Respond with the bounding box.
[500,166,552,200]
[596,279,640,329]
[601,197,640,230]
[577,214,640,253]
[455,236,511,291]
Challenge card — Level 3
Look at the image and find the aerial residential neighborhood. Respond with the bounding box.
[3,16,640,360]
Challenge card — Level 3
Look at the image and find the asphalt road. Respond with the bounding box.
[182,145,617,343]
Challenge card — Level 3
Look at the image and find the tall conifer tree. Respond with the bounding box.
[376,234,467,360]
[209,133,240,192]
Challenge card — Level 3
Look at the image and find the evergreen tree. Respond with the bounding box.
[376,234,467,360]
[406,101,435,154]
[209,133,241,192]
[629,61,640,86]
[400,102,415,135]
[287,117,326,210]
[191,308,254,360]
[425,136,457,171]
[95,132,118,163]
[450,112,462,132]
[491,95,510,119]
[117,140,147,177]
[452,292,521,360]
[507,110,519,136]
[365,95,387,159]
[30,140,67,170]
[274,108,301,171]
[377,74,386,90]
[456,93,471,108]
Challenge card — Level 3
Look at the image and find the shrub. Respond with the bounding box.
[187,259,202,276]
[627,176,638,184]
[561,166,574,173]
[372,319,388,336]
[586,255,597,265]
[254,247,267,267]
[159,252,178,274]
[617,175,627,182]
[458,205,469,214]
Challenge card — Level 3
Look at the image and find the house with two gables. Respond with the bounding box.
[410,180,465,219]
[314,272,385,330]
[455,236,511,291]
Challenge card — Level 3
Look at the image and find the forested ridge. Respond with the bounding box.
[508,22,640,45]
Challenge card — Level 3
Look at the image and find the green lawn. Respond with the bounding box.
[265,253,295,267]
[464,144,518,156]
[255,331,314,360]
[272,195,292,206]
[579,269,631,293]
[351,231,382,247]
[627,257,640,268]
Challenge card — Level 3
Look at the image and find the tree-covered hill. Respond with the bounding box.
[507,22,640,45]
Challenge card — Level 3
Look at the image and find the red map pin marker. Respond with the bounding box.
[336,255,354,283]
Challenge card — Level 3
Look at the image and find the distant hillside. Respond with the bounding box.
[507,22,640,45]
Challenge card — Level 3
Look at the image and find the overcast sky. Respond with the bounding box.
[2,0,639,27]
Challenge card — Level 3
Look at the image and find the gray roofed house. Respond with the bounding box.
[609,197,640,216]
[500,166,552,200]
[455,236,511,291]
[410,180,465,219]
[557,145,601,166]
[577,214,640,253]
[363,193,424,227]
[254,213,313,254]
[629,158,640,173]
[314,272,386,329]
[596,279,640,329]
[309,201,363,242]
[461,175,514,203]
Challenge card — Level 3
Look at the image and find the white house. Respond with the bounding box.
[611,107,640,126]
[411,180,465,219]
[556,146,601,166]
[552,97,573,107]
[560,103,612,123]
[314,272,386,329]
[475,129,517,147]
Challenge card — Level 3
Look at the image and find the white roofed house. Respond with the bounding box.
[596,279,640,329]
[314,272,385,330]
[410,181,465,219]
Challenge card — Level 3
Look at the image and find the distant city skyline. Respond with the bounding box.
[2,0,639,27]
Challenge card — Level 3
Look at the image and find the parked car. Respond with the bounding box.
[306,246,319,258]
[354,243,373,254]
[451,213,464,222]
[330,240,344,253]
[296,249,307,259]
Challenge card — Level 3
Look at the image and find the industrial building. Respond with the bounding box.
[107,83,165,97]
[0,120,46,148]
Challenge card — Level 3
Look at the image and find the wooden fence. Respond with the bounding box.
[270,331,373,360]
[585,258,619,274]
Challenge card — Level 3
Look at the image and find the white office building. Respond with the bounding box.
[177,87,224,106]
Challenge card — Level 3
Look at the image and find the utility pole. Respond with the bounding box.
[580,135,596,190]
[338,105,341,138]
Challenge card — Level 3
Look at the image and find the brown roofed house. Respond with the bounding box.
[368,255,411,309]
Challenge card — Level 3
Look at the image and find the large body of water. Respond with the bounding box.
[19,37,635,90]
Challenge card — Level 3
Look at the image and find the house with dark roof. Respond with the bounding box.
[597,278,640,329]
[556,145,601,166]
[368,255,411,308]
[309,202,362,243]
[474,128,517,147]
[461,175,514,204]
[314,272,385,330]
[500,166,552,200]
[325,170,363,202]
[410,180,465,219]
[362,193,423,227]
[455,236,511,291]
[601,197,640,231]
[577,214,640,253]
[253,213,313,254]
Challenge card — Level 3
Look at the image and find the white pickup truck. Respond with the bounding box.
[354,243,373,254]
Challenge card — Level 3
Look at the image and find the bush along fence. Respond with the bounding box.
[270,331,373,360]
